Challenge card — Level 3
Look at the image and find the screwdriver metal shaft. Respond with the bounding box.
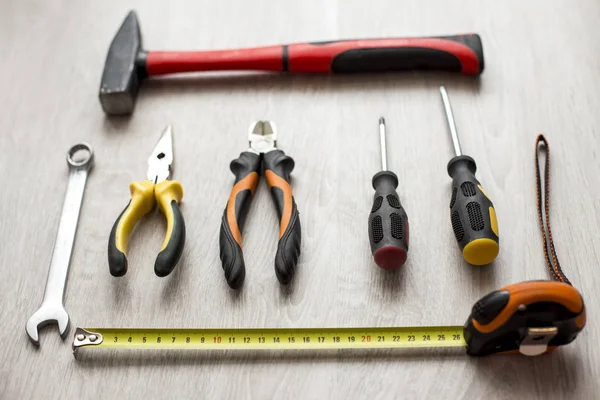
[368,117,409,270]
[439,86,499,266]
[379,117,388,171]
[439,86,462,156]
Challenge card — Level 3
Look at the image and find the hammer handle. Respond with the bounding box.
[145,34,484,76]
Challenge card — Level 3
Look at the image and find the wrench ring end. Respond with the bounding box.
[67,143,94,169]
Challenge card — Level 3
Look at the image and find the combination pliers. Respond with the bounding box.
[220,121,301,289]
[108,125,186,277]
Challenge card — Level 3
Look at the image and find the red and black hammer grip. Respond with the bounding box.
[287,35,483,75]
[144,34,484,76]
[263,150,301,285]
[219,152,261,289]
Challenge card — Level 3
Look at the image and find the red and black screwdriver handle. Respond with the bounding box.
[464,281,586,356]
[143,34,484,76]
[368,171,409,269]
[219,150,301,289]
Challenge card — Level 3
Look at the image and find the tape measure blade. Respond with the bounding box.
[74,327,466,351]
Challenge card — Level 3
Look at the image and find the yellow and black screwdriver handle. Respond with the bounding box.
[220,150,301,289]
[448,155,499,265]
[108,180,185,277]
[464,281,586,356]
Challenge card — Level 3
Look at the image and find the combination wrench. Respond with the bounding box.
[26,143,93,345]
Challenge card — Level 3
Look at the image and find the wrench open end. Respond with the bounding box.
[26,305,70,345]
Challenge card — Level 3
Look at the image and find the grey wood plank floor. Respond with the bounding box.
[1,0,599,398]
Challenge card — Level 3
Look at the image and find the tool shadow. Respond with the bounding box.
[73,346,464,366]
[467,260,496,292]
[137,72,482,102]
[376,265,407,294]
[73,347,584,396]
[471,351,584,397]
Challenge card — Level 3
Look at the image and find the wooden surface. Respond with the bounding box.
[2,0,599,398]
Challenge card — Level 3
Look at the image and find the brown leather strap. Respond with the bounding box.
[535,135,571,285]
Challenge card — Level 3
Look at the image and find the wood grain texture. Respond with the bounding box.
[1,0,599,398]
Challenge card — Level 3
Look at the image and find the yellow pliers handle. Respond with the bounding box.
[108,180,185,277]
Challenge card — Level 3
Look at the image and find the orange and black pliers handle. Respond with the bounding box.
[219,150,301,289]
[264,150,302,284]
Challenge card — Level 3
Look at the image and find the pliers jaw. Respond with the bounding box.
[248,121,277,154]
[147,125,174,184]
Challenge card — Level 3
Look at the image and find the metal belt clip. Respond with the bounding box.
[519,327,558,356]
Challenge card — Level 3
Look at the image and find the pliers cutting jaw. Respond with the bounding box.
[219,121,301,289]
[248,121,277,154]
[108,126,186,278]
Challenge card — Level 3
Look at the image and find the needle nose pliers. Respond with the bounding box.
[108,125,186,277]
[219,121,301,289]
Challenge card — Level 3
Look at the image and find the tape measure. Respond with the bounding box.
[72,282,586,357]
[73,326,466,351]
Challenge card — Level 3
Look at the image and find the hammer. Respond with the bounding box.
[100,11,484,115]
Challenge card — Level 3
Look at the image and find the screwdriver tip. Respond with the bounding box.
[379,117,385,125]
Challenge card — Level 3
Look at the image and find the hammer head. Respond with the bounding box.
[99,11,146,115]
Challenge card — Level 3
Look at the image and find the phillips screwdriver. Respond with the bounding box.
[439,86,499,265]
[368,118,409,269]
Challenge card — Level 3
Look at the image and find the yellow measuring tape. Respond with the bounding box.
[73,326,466,351]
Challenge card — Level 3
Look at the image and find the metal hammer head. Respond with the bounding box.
[99,11,147,115]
